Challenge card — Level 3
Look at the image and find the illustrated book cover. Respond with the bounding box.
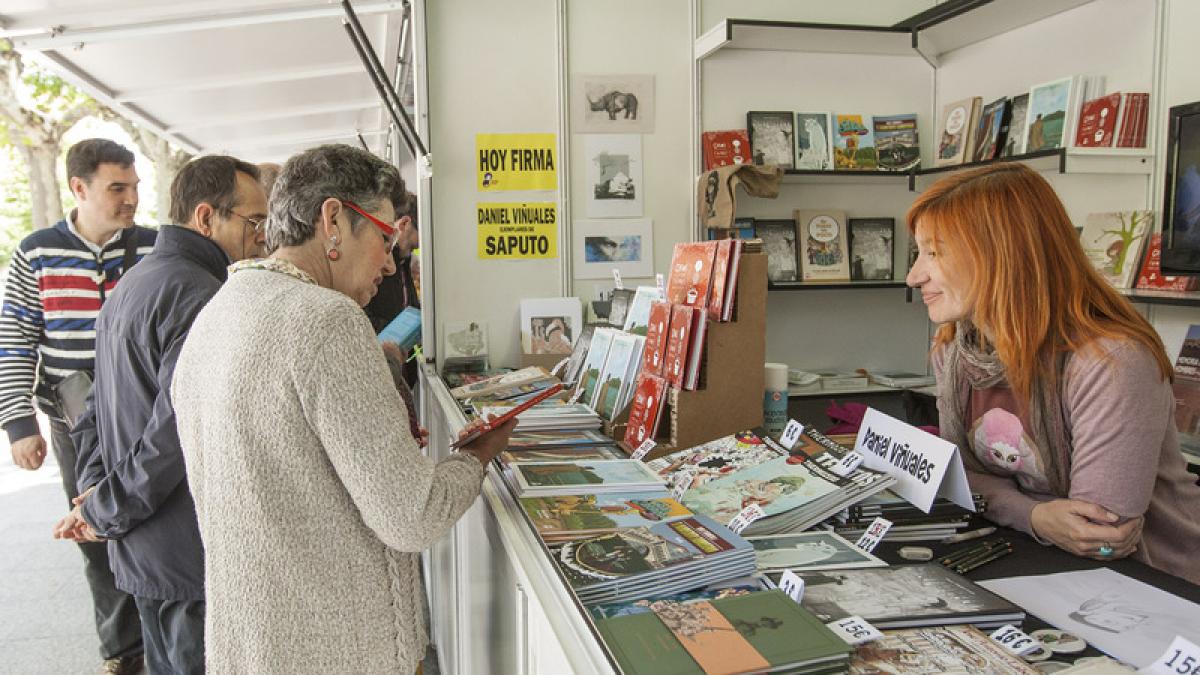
[623,372,669,448]
[520,492,694,543]
[849,625,1037,674]
[513,459,665,495]
[1002,93,1031,157]
[833,114,877,171]
[848,217,895,281]
[662,304,694,389]
[746,531,886,572]
[936,96,981,166]
[622,285,664,336]
[873,113,920,171]
[1078,210,1153,288]
[746,111,795,169]
[1025,76,1075,152]
[701,129,751,171]
[666,241,718,311]
[754,218,798,283]
[972,97,1009,162]
[794,112,834,170]
[639,301,672,377]
[1076,92,1122,147]
[519,297,582,355]
[646,429,784,488]
[574,327,617,406]
[795,209,850,282]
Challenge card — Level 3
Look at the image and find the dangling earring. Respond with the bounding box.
[326,235,340,261]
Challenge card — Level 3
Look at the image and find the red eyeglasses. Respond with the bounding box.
[341,200,399,252]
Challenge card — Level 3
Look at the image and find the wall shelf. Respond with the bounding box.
[781,169,911,185]
[1118,288,1200,308]
[769,280,908,290]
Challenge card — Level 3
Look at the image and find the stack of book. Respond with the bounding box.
[866,370,935,388]
[499,444,624,467]
[475,401,602,432]
[510,459,665,497]
[554,514,757,605]
[449,366,558,401]
[849,625,1038,674]
[827,490,987,543]
[519,491,696,544]
[595,590,853,675]
[645,429,787,489]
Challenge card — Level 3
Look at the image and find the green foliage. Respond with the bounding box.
[20,61,95,122]
[0,142,33,269]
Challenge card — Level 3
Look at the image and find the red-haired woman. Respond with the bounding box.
[906,163,1200,584]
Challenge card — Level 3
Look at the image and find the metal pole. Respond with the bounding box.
[341,20,418,159]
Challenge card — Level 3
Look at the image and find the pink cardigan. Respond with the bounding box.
[935,339,1200,585]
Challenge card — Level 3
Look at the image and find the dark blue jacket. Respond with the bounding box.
[72,225,230,601]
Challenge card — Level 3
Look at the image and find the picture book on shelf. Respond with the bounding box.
[1137,233,1199,291]
[706,238,734,322]
[754,219,798,283]
[747,111,795,169]
[681,454,840,525]
[561,324,595,387]
[1025,76,1075,152]
[623,372,668,448]
[936,96,981,166]
[666,241,718,311]
[1002,93,1030,157]
[873,114,920,171]
[574,327,617,405]
[662,304,694,389]
[833,114,877,170]
[646,429,784,488]
[794,112,834,171]
[701,129,751,171]
[592,332,643,419]
[683,309,707,391]
[795,209,850,282]
[848,218,895,281]
[639,301,672,377]
[1078,210,1153,289]
[607,288,635,328]
[972,97,1009,162]
[1075,92,1122,147]
[621,286,663,336]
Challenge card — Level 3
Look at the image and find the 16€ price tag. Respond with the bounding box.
[990,625,1041,656]
[630,439,656,461]
[827,616,883,645]
[779,419,804,449]
[778,570,805,604]
[727,503,767,534]
[1140,635,1200,675]
[854,517,893,554]
[830,451,864,477]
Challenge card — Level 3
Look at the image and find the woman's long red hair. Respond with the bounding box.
[907,163,1172,403]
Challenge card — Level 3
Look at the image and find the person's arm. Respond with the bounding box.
[78,334,190,539]
[0,248,47,453]
[70,391,105,493]
[297,304,495,553]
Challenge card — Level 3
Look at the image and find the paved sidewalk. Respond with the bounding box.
[0,419,102,675]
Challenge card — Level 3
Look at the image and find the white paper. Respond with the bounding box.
[519,297,583,355]
[1140,635,1200,674]
[980,568,1200,668]
[778,570,805,604]
[853,407,975,513]
[585,134,643,218]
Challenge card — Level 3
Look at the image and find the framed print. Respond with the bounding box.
[573,74,655,134]
[585,134,643,218]
[574,218,655,280]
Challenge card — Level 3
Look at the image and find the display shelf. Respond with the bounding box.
[1118,288,1200,307]
[769,280,909,291]
[911,0,1094,63]
[788,382,898,398]
[914,147,1154,182]
[780,169,912,185]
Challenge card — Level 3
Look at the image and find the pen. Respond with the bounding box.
[939,538,1006,567]
[942,526,997,544]
[955,545,1013,574]
[948,540,1010,571]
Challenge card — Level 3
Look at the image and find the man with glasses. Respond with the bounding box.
[56,156,267,675]
[365,190,421,387]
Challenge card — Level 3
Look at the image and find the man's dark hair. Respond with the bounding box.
[168,156,260,225]
[65,138,135,183]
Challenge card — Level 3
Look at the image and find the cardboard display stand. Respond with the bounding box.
[610,253,767,461]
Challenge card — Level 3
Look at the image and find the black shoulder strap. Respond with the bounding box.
[121,228,140,275]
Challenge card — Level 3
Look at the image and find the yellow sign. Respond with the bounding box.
[476,133,557,191]
[477,202,557,259]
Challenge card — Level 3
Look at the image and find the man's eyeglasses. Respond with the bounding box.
[231,211,265,234]
[341,200,400,252]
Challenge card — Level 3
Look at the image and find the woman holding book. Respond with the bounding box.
[905,163,1200,584]
[171,144,515,674]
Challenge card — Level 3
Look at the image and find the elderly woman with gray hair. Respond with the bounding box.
[171,144,514,674]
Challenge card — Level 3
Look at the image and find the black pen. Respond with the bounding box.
[955,545,1013,574]
[940,538,1006,566]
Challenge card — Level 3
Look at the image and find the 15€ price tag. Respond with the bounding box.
[670,474,693,501]
[990,625,1041,656]
[827,616,883,645]
[727,503,767,534]
[779,419,804,450]
[778,570,805,604]
[854,517,893,553]
[830,451,864,477]
[612,268,624,290]
[1141,636,1200,675]
[630,439,656,461]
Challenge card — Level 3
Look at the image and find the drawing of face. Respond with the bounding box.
[1079,607,1147,632]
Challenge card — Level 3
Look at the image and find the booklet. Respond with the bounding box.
[376,306,421,350]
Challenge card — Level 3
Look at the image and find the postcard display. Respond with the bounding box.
[610,253,767,460]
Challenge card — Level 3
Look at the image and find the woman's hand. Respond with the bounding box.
[458,416,518,466]
[1030,499,1143,560]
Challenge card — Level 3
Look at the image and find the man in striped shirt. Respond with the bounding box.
[0,138,153,674]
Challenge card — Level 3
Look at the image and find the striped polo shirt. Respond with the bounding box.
[0,212,156,441]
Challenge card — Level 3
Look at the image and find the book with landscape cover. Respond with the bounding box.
[592,332,643,419]
[662,304,694,389]
[936,96,981,166]
[640,301,672,377]
[507,429,614,450]
[1075,92,1122,147]
[972,97,1009,162]
[873,113,920,171]
[701,129,751,171]
[1079,210,1153,289]
[754,219,798,283]
[848,218,894,281]
[1002,93,1030,157]
[574,327,617,406]
[622,286,663,336]
[513,460,665,496]
[588,576,769,620]
[520,492,694,543]
[833,114,877,171]
[798,563,1026,629]
[596,591,852,675]
[1025,77,1075,152]
[681,454,840,525]
[666,242,718,311]
[746,531,887,572]
[500,445,623,466]
[849,625,1037,674]
[795,209,850,282]
[623,372,668,448]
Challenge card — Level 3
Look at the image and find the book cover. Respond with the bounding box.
[662,305,694,389]
[589,577,767,620]
[681,455,839,524]
[873,113,920,171]
[1025,77,1074,152]
[849,625,1037,674]
[622,286,663,336]
[624,372,668,448]
[562,324,595,387]
[520,297,582,355]
[936,96,981,166]
[652,600,771,673]
[666,242,718,311]
[507,429,614,449]
[1136,233,1198,291]
[449,366,554,400]
[1173,325,1200,437]
[746,531,887,571]
[574,327,617,406]
[1078,210,1153,288]
[640,301,672,377]
[557,515,742,583]
[706,239,734,322]
[1076,93,1122,147]
[795,209,851,282]
[520,492,693,541]
[833,114,877,170]
[683,310,707,391]
[501,446,623,465]
[754,219,798,282]
[514,460,664,492]
[795,112,834,170]
[798,564,1025,628]
[607,288,635,328]
[848,218,895,281]
[376,306,422,350]
[721,239,743,322]
[646,429,785,488]
[592,332,641,418]
[701,129,751,171]
[614,335,646,416]
[747,111,795,168]
[1002,93,1031,157]
[972,97,1009,162]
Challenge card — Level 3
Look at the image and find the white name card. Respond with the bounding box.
[853,407,975,513]
[1141,636,1200,675]
[779,419,804,450]
[827,616,883,645]
[990,625,1041,656]
[778,570,805,604]
[830,451,864,477]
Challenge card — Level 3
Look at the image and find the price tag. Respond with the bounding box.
[830,451,864,477]
[827,616,883,646]
[778,570,805,604]
[727,503,767,534]
[779,419,804,450]
[1141,636,1200,675]
[630,439,656,461]
[853,517,893,553]
[550,356,571,378]
[989,625,1041,656]
[655,273,665,296]
[569,386,585,404]
[612,268,624,290]
[670,474,693,501]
